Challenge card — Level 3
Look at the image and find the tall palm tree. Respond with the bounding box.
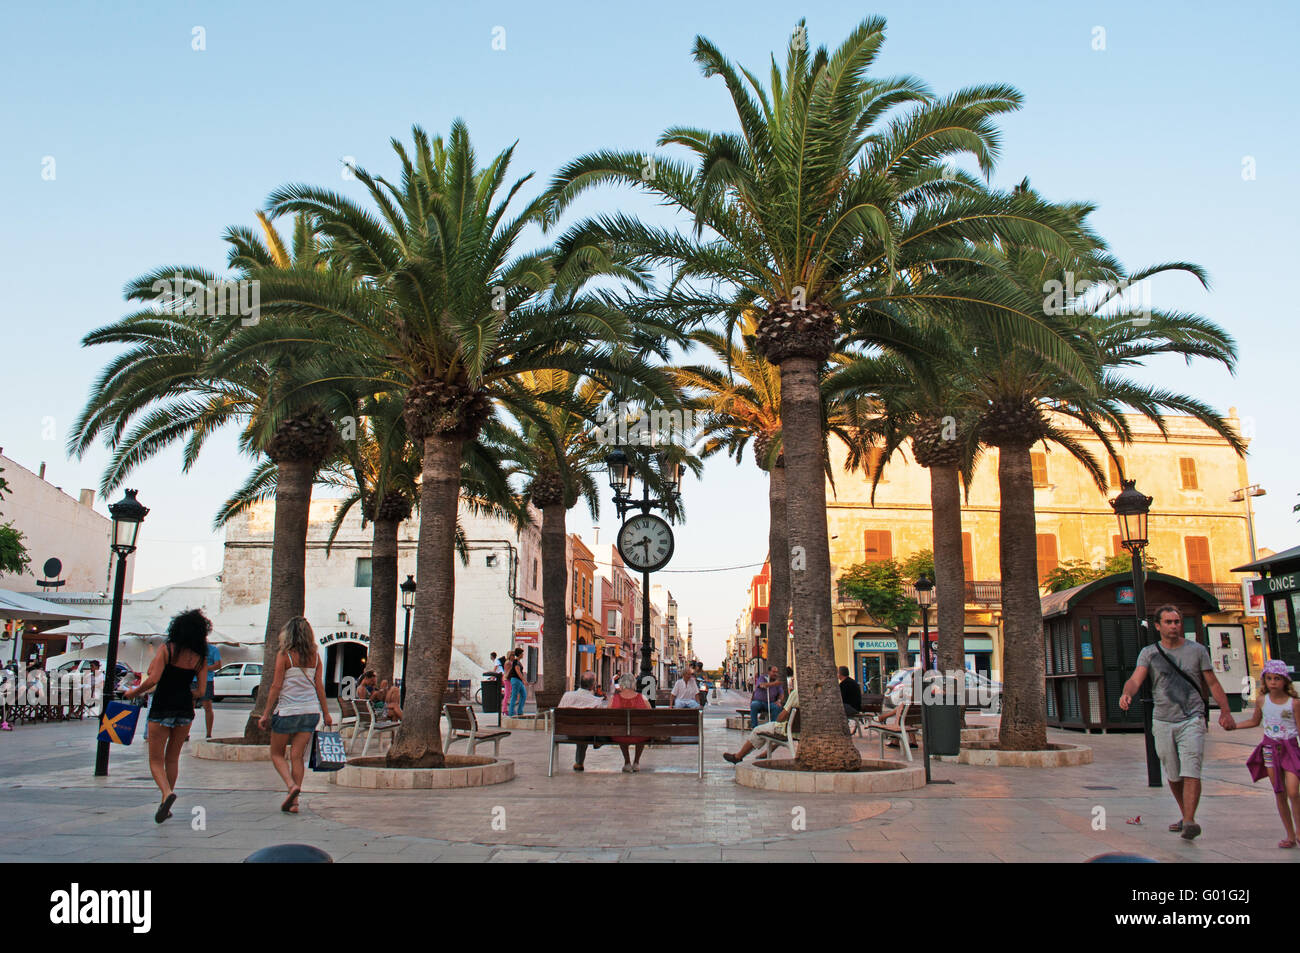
[68,212,342,743]
[546,18,1095,769]
[965,224,1245,750]
[237,123,667,767]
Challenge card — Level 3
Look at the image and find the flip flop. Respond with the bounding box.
[1168,820,1184,832]
[288,804,300,814]
[1279,839,1296,849]
[1180,823,1202,840]
[155,793,176,824]
[280,787,300,812]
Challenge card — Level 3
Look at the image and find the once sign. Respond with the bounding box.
[1253,574,1299,597]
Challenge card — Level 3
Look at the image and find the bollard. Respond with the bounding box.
[244,843,333,863]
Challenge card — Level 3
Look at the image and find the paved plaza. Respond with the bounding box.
[2,690,1295,863]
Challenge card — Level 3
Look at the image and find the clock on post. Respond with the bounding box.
[616,513,675,573]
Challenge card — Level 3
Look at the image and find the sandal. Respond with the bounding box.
[1280,839,1296,849]
[155,793,176,824]
[281,787,300,812]
[1180,822,1202,840]
[1168,820,1184,832]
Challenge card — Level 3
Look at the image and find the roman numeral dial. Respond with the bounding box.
[616,514,675,573]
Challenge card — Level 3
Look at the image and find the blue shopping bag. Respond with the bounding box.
[309,729,347,771]
[98,700,141,745]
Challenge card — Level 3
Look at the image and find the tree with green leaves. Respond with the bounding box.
[0,469,31,580]
[546,18,1095,770]
[239,123,674,767]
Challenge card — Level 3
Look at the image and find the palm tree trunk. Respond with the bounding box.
[930,465,965,675]
[996,446,1048,750]
[766,464,789,674]
[367,518,400,684]
[780,355,860,771]
[386,433,462,767]
[930,464,967,729]
[243,458,313,743]
[537,502,569,709]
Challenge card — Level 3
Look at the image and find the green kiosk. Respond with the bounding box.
[1234,544,1300,673]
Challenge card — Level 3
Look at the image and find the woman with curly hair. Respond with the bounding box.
[258,617,332,813]
[124,608,210,823]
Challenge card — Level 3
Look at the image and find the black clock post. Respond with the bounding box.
[604,451,683,704]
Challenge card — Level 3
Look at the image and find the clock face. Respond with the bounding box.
[616,514,675,573]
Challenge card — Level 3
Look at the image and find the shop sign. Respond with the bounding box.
[319,630,369,647]
[1254,574,1299,597]
[854,638,899,652]
[1116,585,1135,605]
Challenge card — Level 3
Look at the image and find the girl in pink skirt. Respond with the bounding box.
[1237,659,1300,847]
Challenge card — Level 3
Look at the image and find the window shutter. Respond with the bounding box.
[1179,458,1199,490]
[1185,536,1212,584]
[1031,452,1049,487]
[1107,456,1124,488]
[1036,534,1059,584]
[1112,535,1125,558]
[961,532,974,579]
[864,530,892,563]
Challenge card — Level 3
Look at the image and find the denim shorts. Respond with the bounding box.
[271,712,320,735]
[148,716,193,728]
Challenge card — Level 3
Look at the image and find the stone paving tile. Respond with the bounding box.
[5,703,1300,863]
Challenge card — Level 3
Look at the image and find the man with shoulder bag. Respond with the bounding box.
[1119,604,1235,841]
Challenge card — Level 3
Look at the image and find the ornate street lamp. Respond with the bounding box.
[914,573,935,784]
[1111,479,1160,787]
[605,451,682,702]
[399,574,417,706]
[95,489,148,777]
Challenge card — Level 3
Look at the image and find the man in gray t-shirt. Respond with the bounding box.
[1120,605,1233,841]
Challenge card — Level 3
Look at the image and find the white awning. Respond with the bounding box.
[0,590,98,622]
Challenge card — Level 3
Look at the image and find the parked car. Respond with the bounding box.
[52,659,136,694]
[885,667,1002,711]
[211,662,263,701]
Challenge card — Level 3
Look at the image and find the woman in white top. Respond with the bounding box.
[258,617,332,813]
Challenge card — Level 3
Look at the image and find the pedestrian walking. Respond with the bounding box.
[506,648,528,717]
[1119,604,1234,840]
[1234,659,1300,847]
[123,608,211,823]
[258,616,332,814]
[193,640,221,739]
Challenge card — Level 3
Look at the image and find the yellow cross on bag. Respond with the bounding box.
[99,707,132,744]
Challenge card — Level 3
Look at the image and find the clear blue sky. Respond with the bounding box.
[3,1,1297,665]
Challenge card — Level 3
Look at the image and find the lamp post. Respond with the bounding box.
[94,489,148,777]
[399,575,416,707]
[1111,479,1160,787]
[605,451,682,700]
[1229,485,1266,562]
[914,573,935,784]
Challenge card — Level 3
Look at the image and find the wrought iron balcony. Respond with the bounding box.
[836,579,1002,606]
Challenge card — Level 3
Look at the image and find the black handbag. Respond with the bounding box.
[309,729,348,771]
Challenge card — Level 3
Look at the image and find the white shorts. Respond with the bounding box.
[1153,715,1205,781]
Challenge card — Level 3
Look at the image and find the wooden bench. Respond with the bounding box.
[547,707,705,779]
[854,699,919,761]
[337,696,359,745]
[444,703,511,757]
[755,709,800,760]
[349,697,400,757]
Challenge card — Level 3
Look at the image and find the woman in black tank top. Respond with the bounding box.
[124,609,211,823]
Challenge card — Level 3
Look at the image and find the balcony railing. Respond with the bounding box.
[1204,582,1244,609]
[837,579,1002,607]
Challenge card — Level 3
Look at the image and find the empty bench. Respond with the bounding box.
[547,707,705,779]
[444,703,511,757]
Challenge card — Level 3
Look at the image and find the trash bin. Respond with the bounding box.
[480,677,502,715]
[926,702,962,757]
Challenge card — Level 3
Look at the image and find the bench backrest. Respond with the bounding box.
[339,696,357,719]
[445,703,476,732]
[552,707,701,739]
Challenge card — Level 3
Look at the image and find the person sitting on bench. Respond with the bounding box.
[723,685,798,764]
[558,671,606,772]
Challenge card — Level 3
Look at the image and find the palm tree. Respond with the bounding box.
[965,224,1245,750]
[240,122,666,767]
[68,212,341,743]
[546,18,1095,770]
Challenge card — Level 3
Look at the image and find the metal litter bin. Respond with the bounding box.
[480,677,502,714]
[926,702,962,757]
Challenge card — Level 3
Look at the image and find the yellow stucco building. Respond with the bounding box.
[828,410,1263,698]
